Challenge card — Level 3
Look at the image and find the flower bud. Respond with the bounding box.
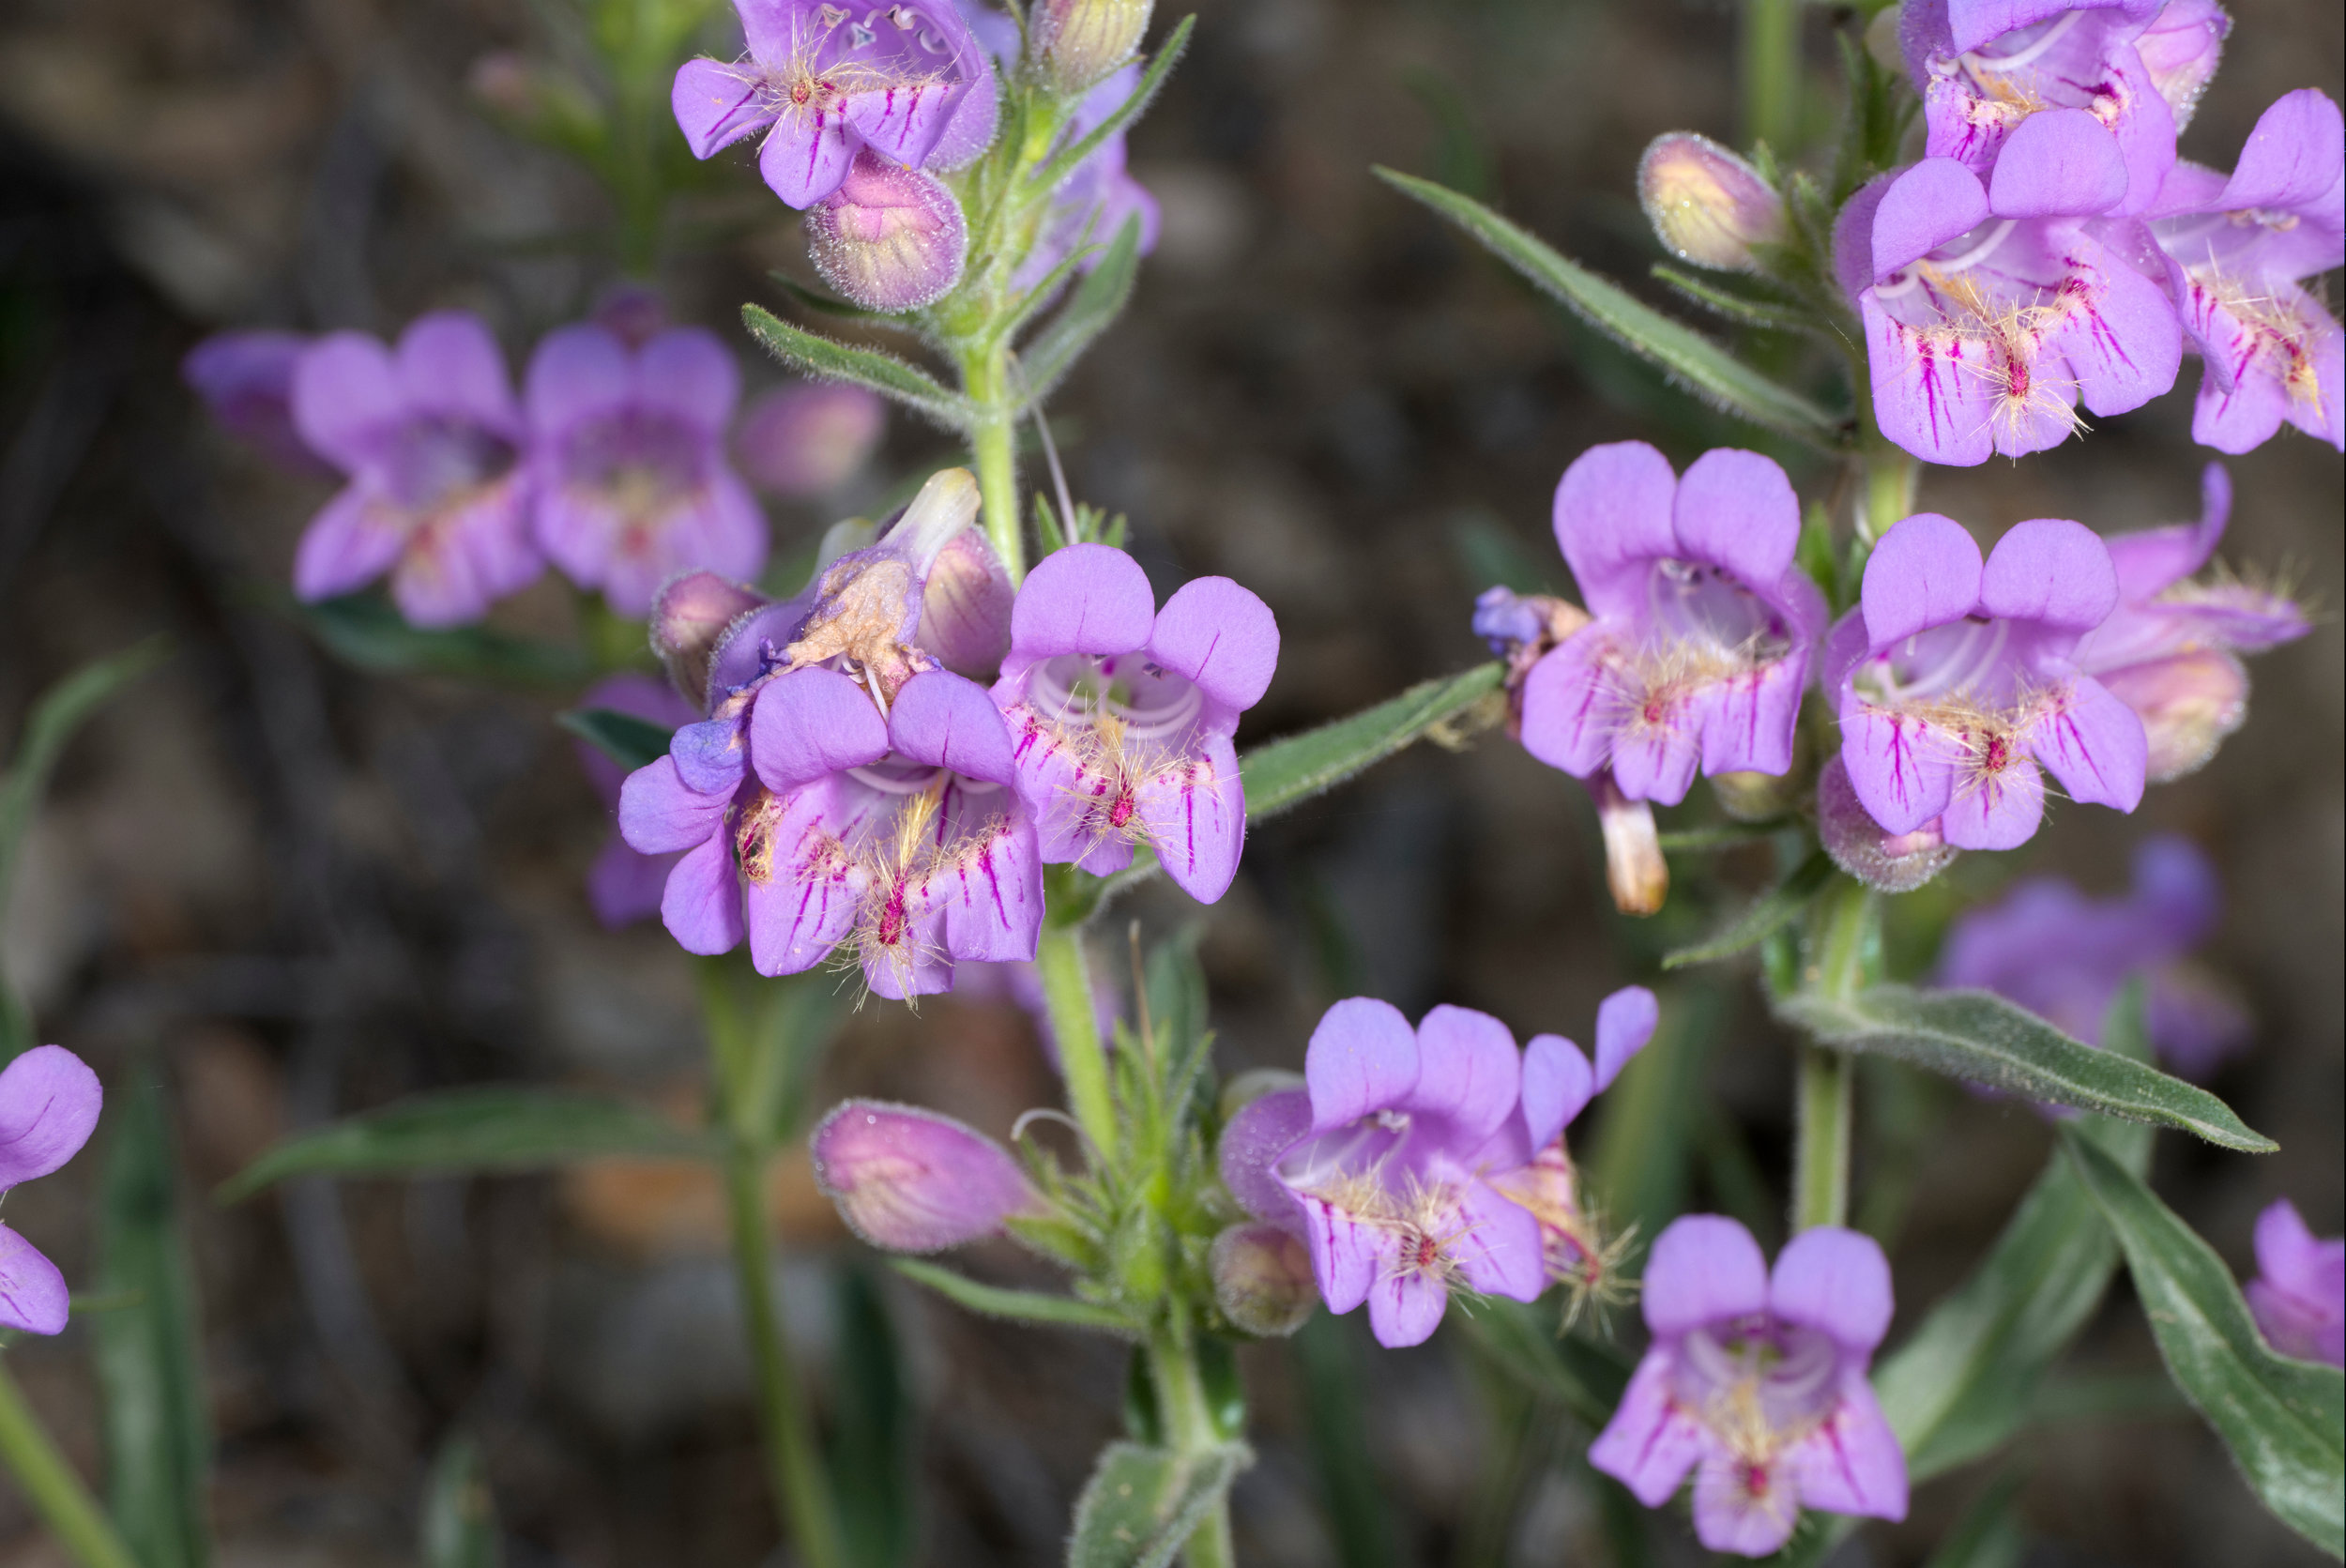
[812,1100,1041,1254]
[804,150,968,313]
[915,528,1013,678]
[650,570,768,708]
[2138,0,2230,131]
[2097,648,2247,784]
[1210,1222,1316,1337]
[1637,132,1787,273]
[1591,772,1668,917]
[733,384,887,498]
[1819,755,1958,893]
[1030,0,1155,96]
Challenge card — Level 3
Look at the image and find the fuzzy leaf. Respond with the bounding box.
[2064,1130,2346,1555]
[1015,215,1143,407]
[216,1088,713,1202]
[1066,1439,1249,1568]
[421,1435,501,1568]
[1663,848,1833,969]
[558,707,675,771]
[1775,984,2274,1151]
[1375,168,1847,448]
[1244,662,1503,818]
[891,1259,1141,1335]
[741,306,974,429]
[297,593,590,686]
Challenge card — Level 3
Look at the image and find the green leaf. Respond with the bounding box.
[1662,847,1833,969]
[1921,1472,2025,1568]
[1065,1439,1249,1568]
[421,1435,501,1568]
[216,1088,714,1203]
[1291,1317,1397,1568]
[0,637,170,1058]
[557,707,675,771]
[890,1259,1140,1335]
[2064,1129,2346,1555]
[829,1267,918,1568]
[1455,1297,1632,1432]
[1030,16,1196,192]
[1374,168,1847,449]
[95,1069,211,1568]
[1014,215,1144,408]
[1775,984,2275,1151]
[1244,662,1503,818]
[1651,266,1827,338]
[295,594,590,686]
[740,305,974,429]
[767,272,902,324]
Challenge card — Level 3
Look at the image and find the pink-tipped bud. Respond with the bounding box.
[1591,772,1668,917]
[1030,0,1155,95]
[916,528,1013,678]
[1210,1223,1316,1337]
[812,1100,1041,1254]
[2098,648,2248,784]
[805,151,969,313]
[1819,755,1958,893]
[734,384,887,498]
[650,570,769,709]
[1638,132,1787,273]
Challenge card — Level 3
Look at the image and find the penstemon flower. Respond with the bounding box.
[2245,1199,2345,1367]
[183,329,331,476]
[1936,832,2249,1078]
[1829,510,2147,851]
[671,0,987,209]
[812,1100,1044,1250]
[2072,464,2309,779]
[1216,999,1552,1348]
[0,1046,103,1336]
[1515,443,1826,806]
[573,674,700,928]
[2144,89,2345,454]
[1835,157,2183,465]
[526,322,768,616]
[619,469,1040,997]
[288,311,543,627]
[991,543,1277,905]
[1589,1217,1908,1557]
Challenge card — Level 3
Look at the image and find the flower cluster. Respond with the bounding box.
[186,304,887,626]
[615,469,1278,995]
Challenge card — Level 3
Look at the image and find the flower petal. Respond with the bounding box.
[2028,673,2147,812]
[672,57,777,159]
[637,327,739,431]
[0,1046,101,1190]
[923,792,1042,965]
[1134,733,1245,905]
[1863,512,1984,648]
[1671,448,1801,594]
[1297,1189,1390,1315]
[619,756,732,854]
[757,110,859,209]
[1519,1033,1594,1150]
[1588,1351,1709,1505]
[1699,654,1808,780]
[1005,542,1155,664]
[1942,754,2047,850]
[1988,107,2128,218]
[811,1099,1036,1253]
[1838,696,1959,837]
[0,1226,70,1336]
[1769,1225,1894,1350]
[1593,986,1660,1092]
[1148,576,1280,714]
[1303,997,1421,1134]
[2220,88,2346,213]
[742,786,861,975]
[291,333,404,472]
[1644,1214,1769,1337]
[1405,1006,1522,1150]
[1220,1088,1314,1230]
[292,486,406,601]
[395,312,517,434]
[1870,159,1990,278]
[1785,1376,1910,1521]
[2107,462,2230,602]
[1552,441,1679,620]
[1980,518,2118,633]
[749,666,891,794]
[890,669,1018,785]
[586,836,678,928]
[662,830,745,955]
[1364,1256,1452,1347]
[1691,1449,1804,1557]
[1450,1180,1548,1302]
[1519,630,1624,781]
[2054,237,2186,419]
[524,323,629,437]
[1861,294,1998,467]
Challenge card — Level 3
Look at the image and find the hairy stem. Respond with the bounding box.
[1794,877,1877,1231]
[0,1358,139,1568]
[962,343,1026,584]
[1036,924,1118,1162]
[1741,0,1805,154]
[1149,1315,1237,1568]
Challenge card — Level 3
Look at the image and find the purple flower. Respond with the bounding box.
[574,674,700,928]
[1516,443,1826,806]
[0,1045,104,1336]
[1638,133,1790,273]
[805,146,971,311]
[1829,510,2147,850]
[990,543,1277,906]
[183,329,332,475]
[2072,464,2310,780]
[1901,0,2175,219]
[2135,0,2230,133]
[733,383,888,497]
[812,1099,1042,1250]
[526,323,768,617]
[1936,832,2249,1077]
[2145,90,2346,454]
[289,312,542,628]
[1589,1218,1908,1557]
[2246,1199,2344,1367]
[1217,999,1553,1348]
[670,0,986,209]
[619,469,1038,998]
[1835,158,2183,464]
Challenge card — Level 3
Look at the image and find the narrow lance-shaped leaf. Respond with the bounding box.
[1662,847,1833,969]
[1013,215,1143,408]
[296,594,590,686]
[2064,1129,2346,1556]
[421,1435,501,1568]
[1775,983,2275,1151]
[1066,1439,1249,1568]
[216,1088,716,1203]
[95,1068,212,1568]
[891,1258,1142,1336]
[1373,167,1847,449]
[829,1267,919,1568]
[741,305,974,430]
[558,707,675,771]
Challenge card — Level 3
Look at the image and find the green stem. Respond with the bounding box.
[962,343,1025,584]
[1035,924,1117,1162]
[0,1358,140,1568]
[1148,1317,1236,1568]
[723,1146,847,1568]
[1741,0,1804,153]
[1793,877,1877,1231]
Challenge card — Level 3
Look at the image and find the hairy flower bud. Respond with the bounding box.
[650,570,768,709]
[1592,772,1668,917]
[1638,132,1787,273]
[915,528,1013,678]
[2096,648,2248,784]
[1819,756,1958,894]
[733,384,887,498]
[1030,0,1155,95]
[1211,1222,1317,1337]
[805,150,969,313]
[812,1100,1040,1253]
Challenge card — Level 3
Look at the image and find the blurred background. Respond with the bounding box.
[0,0,2338,1561]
